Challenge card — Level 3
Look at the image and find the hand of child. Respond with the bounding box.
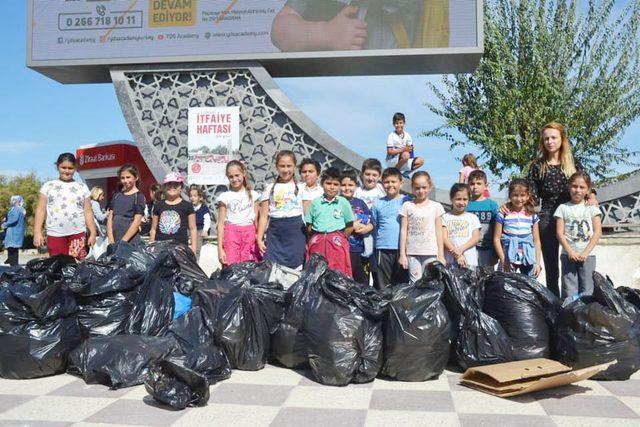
[398,254,408,269]
[353,219,364,233]
[33,232,44,248]
[437,254,446,265]
[325,6,367,50]
[568,251,582,263]
[499,203,509,215]
[502,261,511,272]
[87,233,96,247]
[450,247,463,258]
[533,264,542,277]
[456,253,467,268]
[257,238,267,254]
[218,249,227,266]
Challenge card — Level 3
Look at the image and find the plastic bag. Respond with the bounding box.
[381,270,450,381]
[618,286,640,311]
[125,251,176,336]
[271,255,328,368]
[555,272,640,380]
[67,335,179,389]
[193,276,285,371]
[165,307,231,381]
[144,241,209,297]
[482,272,560,360]
[0,258,81,379]
[67,249,146,337]
[145,360,209,410]
[304,260,387,386]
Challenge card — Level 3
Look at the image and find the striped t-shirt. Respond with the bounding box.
[496,210,539,236]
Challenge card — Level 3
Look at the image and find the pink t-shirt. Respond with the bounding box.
[459,166,476,183]
[398,200,445,256]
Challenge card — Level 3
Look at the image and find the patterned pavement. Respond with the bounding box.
[1,364,640,427]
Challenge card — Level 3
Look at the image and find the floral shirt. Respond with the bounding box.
[526,160,583,213]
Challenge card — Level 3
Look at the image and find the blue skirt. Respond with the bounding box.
[266,216,306,268]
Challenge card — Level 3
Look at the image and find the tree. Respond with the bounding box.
[0,173,43,237]
[425,0,640,184]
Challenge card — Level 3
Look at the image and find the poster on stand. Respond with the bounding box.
[187,106,240,185]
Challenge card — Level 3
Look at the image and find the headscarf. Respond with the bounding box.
[10,195,25,215]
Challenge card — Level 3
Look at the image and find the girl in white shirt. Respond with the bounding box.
[33,153,96,259]
[256,150,306,269]
[216,160,261,266]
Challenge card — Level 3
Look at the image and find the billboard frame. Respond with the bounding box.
[27,0,484,83]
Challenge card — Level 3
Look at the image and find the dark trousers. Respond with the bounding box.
[6,247,18,266]
[374,249,408,290]
[350,252,368,286]
[539,212,560,297]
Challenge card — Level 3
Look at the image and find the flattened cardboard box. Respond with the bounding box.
[460,358,615,397]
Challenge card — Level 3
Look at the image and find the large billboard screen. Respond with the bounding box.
[28,0,482,82]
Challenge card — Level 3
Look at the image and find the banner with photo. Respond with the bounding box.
[187,106,240,185]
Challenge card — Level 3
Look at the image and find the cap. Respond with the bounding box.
[163,172,185,184]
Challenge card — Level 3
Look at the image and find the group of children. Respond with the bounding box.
[35,115,603,302]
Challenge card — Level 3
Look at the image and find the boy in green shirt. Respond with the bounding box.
[305,167,355,277]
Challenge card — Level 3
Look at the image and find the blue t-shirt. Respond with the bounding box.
[372,195,411,250]
[347,197,372,254]
[467,198,499,248]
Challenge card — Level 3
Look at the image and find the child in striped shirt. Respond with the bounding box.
[493,179,542,277]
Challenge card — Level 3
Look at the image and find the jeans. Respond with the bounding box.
[561,254,595,300]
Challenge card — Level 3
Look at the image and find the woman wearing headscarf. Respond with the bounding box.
[3,195,26,266]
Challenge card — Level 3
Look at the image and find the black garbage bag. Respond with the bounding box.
[454,300,514,370]
[618,286,640,311]
[165,307,232,381]
[437,264,482,335]
[139,241,209,297]
[304,264,387,386]
[211,261,274,287]
[381,269,450,381]
[482,272,560,360]
[67,247,150,337]
[271,255,328,368]
[555,272,640,380]
[125,251,177,336]
[0,264,81,379]
[68,335,179,389]
[193,276,285,371]
[145,360,209,410]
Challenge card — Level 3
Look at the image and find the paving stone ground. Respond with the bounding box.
[1,364,639,427]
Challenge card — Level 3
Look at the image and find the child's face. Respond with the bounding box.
[226,165,245,190]
[509,186,529,210]
[189,189,201,205]
[361,169,381,190]
[300,164,319,187]
[412,176,431,201]
[542,128,562,156]
[165,182,182,199]
[451,190,470,214]
[276,156,296,182]
[119,171,137,192]
[569,178,589,203]
[382,174,402,198]
[340,177,357,199]
[468,178,487,199]
[393,119,405,134]
[57,161,76,181]
[322,178,341,200]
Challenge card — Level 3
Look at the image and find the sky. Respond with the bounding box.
[1,1,638,196]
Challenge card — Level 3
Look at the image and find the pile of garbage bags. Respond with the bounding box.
[1,244,640,410]
[555,273,640,380]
